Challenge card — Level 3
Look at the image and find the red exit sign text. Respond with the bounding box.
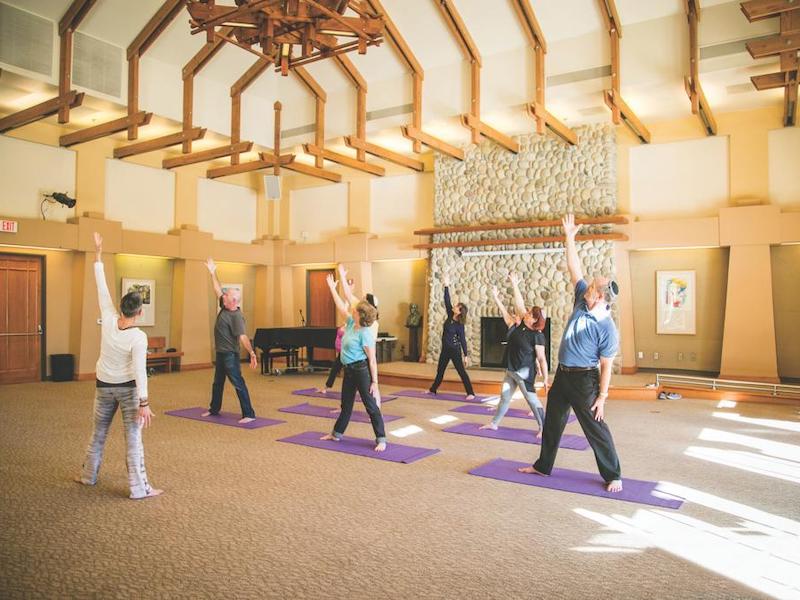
[1,220,19,233]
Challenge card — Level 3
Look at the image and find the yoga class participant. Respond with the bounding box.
[77,232,162,499]
[203,258,259,424]
[427,272,475,399]
[318,325,345,394]
[321,271,387,452]
[519,214,623,493]
[481,275,547,435]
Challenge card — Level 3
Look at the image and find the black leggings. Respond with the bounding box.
[332,360,386,443]
[430,346,475,396]
[324,355,342,388]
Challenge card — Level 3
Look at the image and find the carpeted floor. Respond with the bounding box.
[1,367,798,599]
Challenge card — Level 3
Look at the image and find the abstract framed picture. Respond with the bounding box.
[121,278,155,327]
[656,271,695,335]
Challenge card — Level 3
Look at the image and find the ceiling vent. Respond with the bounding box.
[0,2,54,78]
[73,31,122,99]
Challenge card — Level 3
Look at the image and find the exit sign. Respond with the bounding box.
[1,220,18,233]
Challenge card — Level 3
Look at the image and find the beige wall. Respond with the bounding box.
[629,248,729,372]
[771,245,800,379]
[370,259,427,361]
[114,255,174,344]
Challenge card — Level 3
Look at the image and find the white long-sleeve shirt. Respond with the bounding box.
[94,262,148,400]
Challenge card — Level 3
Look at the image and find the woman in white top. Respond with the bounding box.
[77,232,163,499]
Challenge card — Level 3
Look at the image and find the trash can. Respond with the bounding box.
[50,354,74,382]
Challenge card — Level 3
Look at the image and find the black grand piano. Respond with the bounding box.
[253,326,338,375]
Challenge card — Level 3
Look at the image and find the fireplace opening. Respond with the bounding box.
[480,316,551,370]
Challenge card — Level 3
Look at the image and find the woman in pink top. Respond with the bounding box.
[318,326,345,393]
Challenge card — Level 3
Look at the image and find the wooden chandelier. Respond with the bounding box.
[184,0,385,75]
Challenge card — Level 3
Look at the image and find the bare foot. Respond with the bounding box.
[536,430,543,439]
[517,466,547,475]
[425,390,433,395]
[465,394,476,401]
[201,411,212,417]
[320,433,339,441]
[317,387,328,394]
[74,476,94,486]
[527,410,534,417]
[479,422,498,430]
[132,488,164,500]
[238,417,256,424]
[606,479,623,493]
[374,442,387,452]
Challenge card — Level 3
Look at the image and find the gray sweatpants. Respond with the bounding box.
[492,367,545,428]
[80,387,152,499]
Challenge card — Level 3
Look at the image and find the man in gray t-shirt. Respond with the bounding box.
[202,259,259,423]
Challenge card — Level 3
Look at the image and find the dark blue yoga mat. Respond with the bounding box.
[278,402,403,423]
[469,458,684,509]
[165,407,285,429]
[278,431,439,464]
[450,404,577,423]
[443,422,589,450]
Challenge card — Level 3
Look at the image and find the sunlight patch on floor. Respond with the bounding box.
[389,425,424,438]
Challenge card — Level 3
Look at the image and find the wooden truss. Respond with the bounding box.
[742,0,799,127]
[435,0,519,153]
[684,0,717,135]
[510,0,577,145]
[596,0,651,143]
[361,0,464,160]
[0,90,84,134]
[185,0,384,76]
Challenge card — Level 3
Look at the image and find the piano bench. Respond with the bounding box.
[262,348,299,374]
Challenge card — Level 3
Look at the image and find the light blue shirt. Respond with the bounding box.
[558,279,619,367]
[340,316,376,365]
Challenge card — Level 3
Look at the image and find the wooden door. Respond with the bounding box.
[307,269,336,362]
[0,255,42,384]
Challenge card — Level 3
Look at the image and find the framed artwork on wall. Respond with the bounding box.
[656,271,696,335]
[221,283,243,310]
[121,278,155,327]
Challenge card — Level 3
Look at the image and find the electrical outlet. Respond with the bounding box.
[653,352,659,360]
[678,352,684,361]
[690,352,697,362]
[637,351,644,359]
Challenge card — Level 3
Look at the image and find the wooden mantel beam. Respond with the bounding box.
[57,0,97,124]
[0,91,84,134]
[413,232,628,250]
[414,215,629,236]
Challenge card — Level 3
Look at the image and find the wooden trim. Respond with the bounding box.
[751,71,795,89]
[59,111,152,147]
[127,0,184,59]
[344,136,424,171]
[436,0,482,64]
[303,143,385,176]
[597,0,623,37]
[293,66,326,100]
[528,103,578,145]
[510,0,547,52]
[279,160,343,182]
[207,154,294,179]
[231,58,273,96]
[113,127,206,159]
[684,1,717,135]
[363,0,423,73]
[182,27,233,79]
[604,90,651,143]
[414,216,627,236]
[0,91,84,134]
[58,0,96,35]
[401,126,465,160]
[413,233,628,250]
[334,54,368,90]
[162,142,253,169]
[741,0,800,22]
[747,33,800,58]
[273,101,282,175]
[461,114,520,153]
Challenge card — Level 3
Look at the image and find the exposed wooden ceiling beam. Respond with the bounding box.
[57,0,97,124]
[0,91,84,134]
[413,233,628,250]
[344,136,425,171]
[292,67,327,168]
[59,111,153,147]
[510,0,547,53]
[434,0,517,152]
[741,0,800,22]
[127,0,185,140]
[334,54,368,161]
[162,142,254,169]
[685,0,717,135]
[262,153,343,182]
[293,66,327,101]
[527,103,578,145]
[303,143,386,176]
[746,32,800,58]
[597,0,650,143]
[113,128,206,159]
[751,70,796,89]
[207,154,294,179]
[229,57,273,165]
[402,126,464,160]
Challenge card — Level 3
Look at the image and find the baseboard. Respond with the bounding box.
[180,362,213,371]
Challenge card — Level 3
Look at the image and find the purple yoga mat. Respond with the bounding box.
[278,431,440,464]
[278,402,403,423]
[393,389,493,403]
[164,407,285,429]
[292,388,397,402]
[469,458,684,509]
[450,404,577,423]
[443,422,589,450]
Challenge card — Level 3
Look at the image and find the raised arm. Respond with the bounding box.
[206,258,223,298]
[443,272,453,316]
[508,273,528,320]
[337,264,359,307]
[562,214,584,286]
[92,232,115,316]
[491,286,514,328]
[327,274,351,319]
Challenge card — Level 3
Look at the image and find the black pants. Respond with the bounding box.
[534,368,621,482]
[332,360,386,443]
[324,354,343,388]
[430,346,475,395]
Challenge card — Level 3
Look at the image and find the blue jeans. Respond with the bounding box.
[210,351,255,418]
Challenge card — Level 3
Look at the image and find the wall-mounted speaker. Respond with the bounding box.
[264,174,281,199]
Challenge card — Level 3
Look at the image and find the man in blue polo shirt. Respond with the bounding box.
[519,214,623,493]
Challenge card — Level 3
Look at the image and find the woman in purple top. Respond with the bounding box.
[427,272,475,399]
